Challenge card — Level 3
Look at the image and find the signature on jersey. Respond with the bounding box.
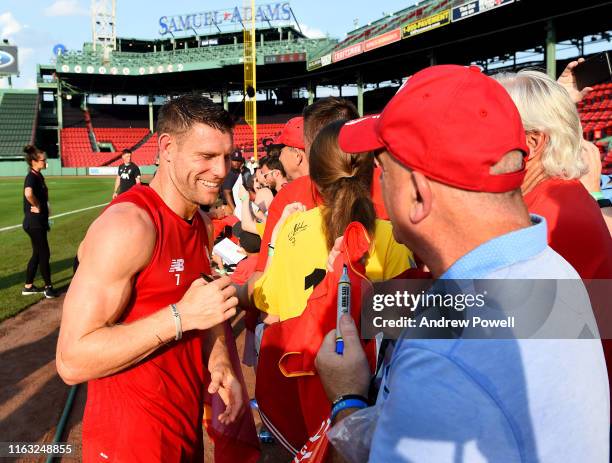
[287,221,308,246]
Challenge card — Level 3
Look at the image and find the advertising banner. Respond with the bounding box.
[364,28,401,52]
[452,0,514,22]
[307,57,322,71]
[402,9,451,39]
[332,43,363,63]
[89,167,119,176]
[320,53,332,67]
[264,52,306,64]
[308,53,332,70]
[0,46,19,75]
[159,2,291,35]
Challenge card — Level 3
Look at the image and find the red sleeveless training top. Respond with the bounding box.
[82,185,212,462]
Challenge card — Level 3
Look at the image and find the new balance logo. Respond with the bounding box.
[169,258,185,272]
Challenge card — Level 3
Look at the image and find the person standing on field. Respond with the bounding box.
[112,149,141,198]
[22,144,58,299]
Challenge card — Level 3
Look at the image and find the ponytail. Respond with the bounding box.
[309,120,376,251]
[23,144,43,167]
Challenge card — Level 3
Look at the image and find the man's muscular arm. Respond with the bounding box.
[56,203,238,385]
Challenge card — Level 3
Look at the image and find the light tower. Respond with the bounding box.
[91,0,117,53]
[243,0,258,161]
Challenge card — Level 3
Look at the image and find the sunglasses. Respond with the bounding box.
[262,169,278,179]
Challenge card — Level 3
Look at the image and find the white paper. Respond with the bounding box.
[213,238,247,265]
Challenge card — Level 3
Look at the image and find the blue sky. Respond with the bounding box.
[0,0,417,88]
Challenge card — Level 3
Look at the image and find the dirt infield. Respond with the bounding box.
[0,295,289,462]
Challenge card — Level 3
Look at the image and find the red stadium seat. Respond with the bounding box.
[578,82,612,172]
[61,128,157,167]
[60,124,288,167]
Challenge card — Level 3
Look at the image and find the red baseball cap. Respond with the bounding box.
[274,116,305,150]
[339,65,529,193]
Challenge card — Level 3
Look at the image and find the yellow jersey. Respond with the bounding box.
[255,220,265,238]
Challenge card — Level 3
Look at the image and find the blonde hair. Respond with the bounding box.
[494,70,586,179]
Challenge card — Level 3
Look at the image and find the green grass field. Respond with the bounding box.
[0,176,115,321]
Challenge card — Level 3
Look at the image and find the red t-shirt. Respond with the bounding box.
[231,254,258,285]
[211,214,239,242]
[83,186,212,462]
[524,178,612,279]
[254,173,388,272]
[525,178,612,423]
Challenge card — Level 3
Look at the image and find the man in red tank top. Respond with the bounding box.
[57,95,244,462]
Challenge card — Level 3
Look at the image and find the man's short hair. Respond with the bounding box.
[262,153,286,177]
[303,97,359,146]
[156,94,234,141]
[122,149,132,155]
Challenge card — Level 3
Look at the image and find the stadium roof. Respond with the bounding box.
[301,0,612,86]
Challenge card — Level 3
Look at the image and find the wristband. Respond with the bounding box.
[332,394,369,408]
[597,198,612,208]
[590,191,604,201]
[170,303,182,341]
[330,396,368,422]
[267,243,275,256]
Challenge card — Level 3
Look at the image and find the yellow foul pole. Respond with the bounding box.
[243,0,258,161]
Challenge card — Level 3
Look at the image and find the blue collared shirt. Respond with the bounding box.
[368,216,609,462]
[440,214,548,280]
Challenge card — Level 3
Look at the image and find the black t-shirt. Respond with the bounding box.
[118,163,141,193]
[222,169,240,192]
[23,170,49,229]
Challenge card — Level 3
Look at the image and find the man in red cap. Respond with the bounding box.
[274,116,308,181]
[315,65,608,461]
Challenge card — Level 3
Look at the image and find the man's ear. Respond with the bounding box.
[525,131,548,160]
[158,133,172,162]
[295,148,305,166]
[409,171,432,224]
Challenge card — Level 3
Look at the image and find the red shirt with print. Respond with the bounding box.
[83,185,212,462]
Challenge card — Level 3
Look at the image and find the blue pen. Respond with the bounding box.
[335,265,351,355]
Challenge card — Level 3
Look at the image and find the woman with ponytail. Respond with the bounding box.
[21,145,57,298]
[253,120,413,323]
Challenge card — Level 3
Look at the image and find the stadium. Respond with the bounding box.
[0,0,611,461]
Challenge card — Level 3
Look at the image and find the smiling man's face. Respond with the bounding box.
[167,122,234,206]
